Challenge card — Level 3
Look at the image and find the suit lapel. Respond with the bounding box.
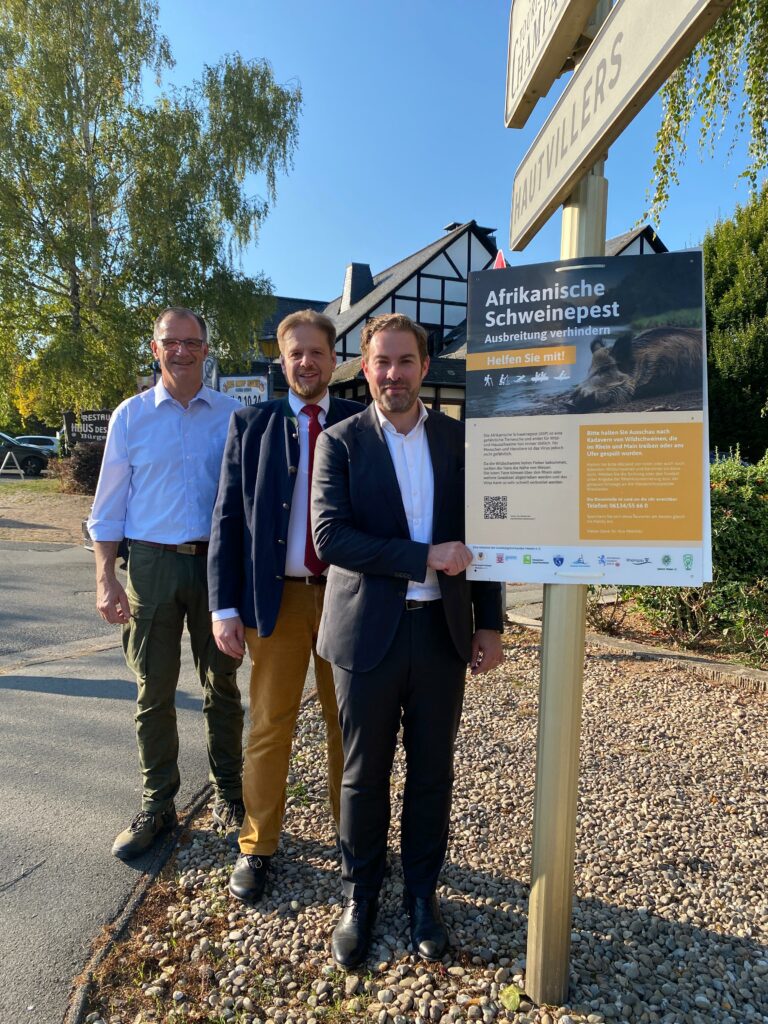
[356,403,410,536]
[281,399,300,478]
[425,411,449,531]
[325,397,344,427]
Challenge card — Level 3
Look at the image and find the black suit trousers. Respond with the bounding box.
[333,600,466,899]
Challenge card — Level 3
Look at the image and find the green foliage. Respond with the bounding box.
[649,0,768,222]
[703,182,768,460]
[0,0,301,422]
[627,451,768,664]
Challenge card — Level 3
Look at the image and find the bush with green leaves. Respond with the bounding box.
[626,451,768,664]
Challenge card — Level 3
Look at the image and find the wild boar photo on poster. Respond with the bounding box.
[465,251,712,586]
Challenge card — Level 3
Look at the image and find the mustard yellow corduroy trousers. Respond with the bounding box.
[239,580,342,855]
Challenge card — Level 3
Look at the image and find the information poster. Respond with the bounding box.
[219,374,268,407]
[466,252,712,585]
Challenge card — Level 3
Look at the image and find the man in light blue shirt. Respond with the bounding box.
[88,306,244,860]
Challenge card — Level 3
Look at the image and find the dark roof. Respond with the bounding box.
[435,322,467,359]
[260,296,328,339]
[329,354,465,389]
[330,357,365,385]
[427,357,466,386]
[606,225,667,257]
[323,221,497,337]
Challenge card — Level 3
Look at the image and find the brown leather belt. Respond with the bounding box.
[284,574,327,586]
[130,539,209,556]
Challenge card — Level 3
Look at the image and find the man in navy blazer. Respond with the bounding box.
[312,313,504,968]
[208,309,362,903]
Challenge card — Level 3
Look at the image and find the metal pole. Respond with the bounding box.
[525,0,610,1006]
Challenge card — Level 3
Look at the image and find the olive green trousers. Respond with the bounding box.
[122,541,243,812]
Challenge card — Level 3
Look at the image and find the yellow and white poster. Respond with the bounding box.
[466,252,712,586]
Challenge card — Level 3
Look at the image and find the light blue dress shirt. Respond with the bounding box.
[87,381,240,544]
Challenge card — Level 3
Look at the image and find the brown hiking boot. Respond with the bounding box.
[111,806,177,860]
[212,798,245,832]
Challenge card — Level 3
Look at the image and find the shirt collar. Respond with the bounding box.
[154,379,211,407]
[375,399,428,437]
[288,389,331,418]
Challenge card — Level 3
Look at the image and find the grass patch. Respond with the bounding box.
[286,780,310,805]
[0,476,61,496]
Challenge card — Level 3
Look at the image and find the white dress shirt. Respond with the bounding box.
[87,381,239,544]
[212,389,330,622]
[375,401,441,601]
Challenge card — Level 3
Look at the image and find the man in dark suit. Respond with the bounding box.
[312,313,504,968]
[208,309,363,903]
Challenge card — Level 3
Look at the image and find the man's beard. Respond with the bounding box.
[377,383,419,413]
[290,377,327,400]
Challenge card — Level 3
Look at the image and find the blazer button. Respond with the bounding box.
[288,466,297,474]
[276,574,283,580]
[282,502,290,510]
[277,538,286,545]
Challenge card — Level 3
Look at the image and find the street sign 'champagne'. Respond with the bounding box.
[505,0,597,128]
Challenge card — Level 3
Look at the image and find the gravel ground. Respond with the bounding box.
[84,627,768,1024]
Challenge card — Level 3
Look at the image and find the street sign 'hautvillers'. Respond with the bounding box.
[510,0,736,250]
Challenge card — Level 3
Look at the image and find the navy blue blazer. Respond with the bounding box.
[207,395,363,636]
[312,403,504,673]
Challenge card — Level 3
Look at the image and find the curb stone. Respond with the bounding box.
[63,782,213,1024]
[0,635,121,676]
[507,611,768,694]
[62,686,321,1024]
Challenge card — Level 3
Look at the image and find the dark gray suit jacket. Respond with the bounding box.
[311,403,503,673]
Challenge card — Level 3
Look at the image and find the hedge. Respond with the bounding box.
[626,450,768,664]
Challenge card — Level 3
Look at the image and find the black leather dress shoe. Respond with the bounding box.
[331,896,378,968]
[229,854,270,904]
[406,892,448,961]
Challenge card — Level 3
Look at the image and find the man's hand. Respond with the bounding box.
[427,541,474,576]
[96,575,132,624]
[94,540,131,624]
[470,629,504,676]
[213,616,246,659]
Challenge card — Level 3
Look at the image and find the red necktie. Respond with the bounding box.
[302,404,328,575]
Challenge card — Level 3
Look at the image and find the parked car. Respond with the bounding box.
[15,433,60,456]
[0,432,50,476]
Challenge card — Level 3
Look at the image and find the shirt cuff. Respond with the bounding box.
[86,518,126,542]
[211,608,239,621]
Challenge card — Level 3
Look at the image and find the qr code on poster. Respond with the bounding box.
[483,495,507,520]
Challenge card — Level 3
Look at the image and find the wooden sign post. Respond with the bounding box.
[503,0,737,1006]
[526,155,608,1006]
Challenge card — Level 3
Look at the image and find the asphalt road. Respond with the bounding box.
[0,541,250,1023]
[1,541,116,657]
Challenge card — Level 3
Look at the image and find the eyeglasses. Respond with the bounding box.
[157,338,205,352]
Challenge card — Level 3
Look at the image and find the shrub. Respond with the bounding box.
[586,586,628,634]
[53,442,105,495]
[625,450,768,663]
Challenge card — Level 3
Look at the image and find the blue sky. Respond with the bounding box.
[156,0,758,302]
